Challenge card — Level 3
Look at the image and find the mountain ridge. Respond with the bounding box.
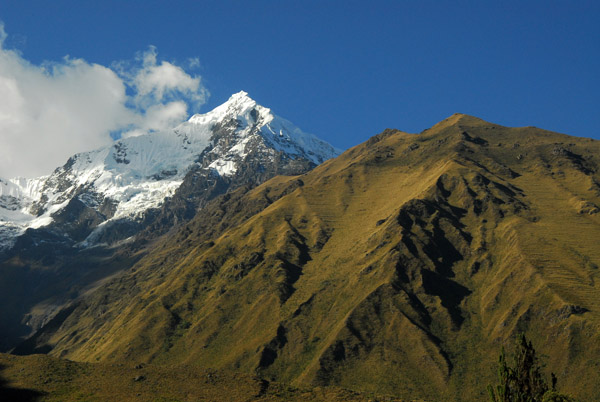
[17,114,600,400]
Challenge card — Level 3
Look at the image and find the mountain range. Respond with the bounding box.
[1,100,600,401]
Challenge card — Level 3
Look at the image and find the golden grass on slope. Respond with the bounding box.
[19,114,600,401]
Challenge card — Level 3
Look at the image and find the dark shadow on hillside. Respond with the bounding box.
[12,303,78,356]
[0,364,45,401]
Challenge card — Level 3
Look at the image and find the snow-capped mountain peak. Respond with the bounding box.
[188,91,259,125]
[0,91,341,250]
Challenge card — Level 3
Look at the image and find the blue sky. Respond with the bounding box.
[0,1,599,176]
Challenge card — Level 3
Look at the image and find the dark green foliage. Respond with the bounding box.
[487,334,575,402]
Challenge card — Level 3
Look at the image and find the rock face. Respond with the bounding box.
[16,114,600,401]
[0,91,340,350]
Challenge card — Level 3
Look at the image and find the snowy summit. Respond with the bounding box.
[0,92,341,250]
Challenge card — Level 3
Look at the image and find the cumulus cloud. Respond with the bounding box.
[0,24,208,178]
[116,46,208,111]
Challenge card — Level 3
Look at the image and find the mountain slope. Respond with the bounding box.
[0,92,339,351]
[18,114,600,401]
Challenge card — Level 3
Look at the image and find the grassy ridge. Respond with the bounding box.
[18,114,600,401]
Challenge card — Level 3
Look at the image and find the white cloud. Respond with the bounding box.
[115,46,208,111]
[0,25,208,178]
[188,57,201,69]
[121,101,188,139]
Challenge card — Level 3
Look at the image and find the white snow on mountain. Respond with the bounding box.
[0,91,340,250]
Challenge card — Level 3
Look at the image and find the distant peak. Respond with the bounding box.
[229,90,250,100]
[187,90,263,124]
[220,90,263,112]
[224,90,256,107]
